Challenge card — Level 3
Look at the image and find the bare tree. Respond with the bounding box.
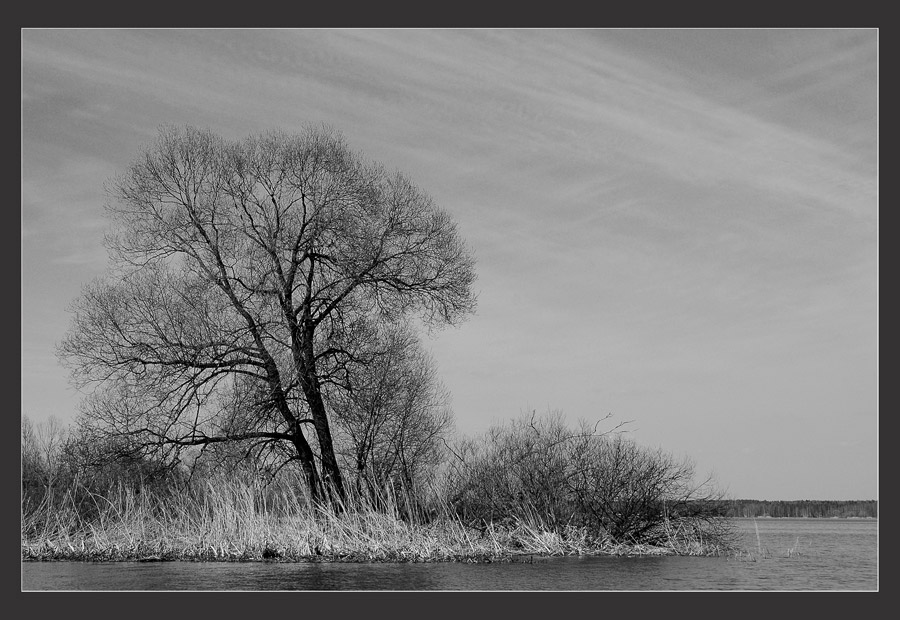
[21,415,68,495]
[58,124,477,504]
[326,322,454,503]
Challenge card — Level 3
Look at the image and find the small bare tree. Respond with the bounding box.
[326,323,454,506]
[21,415,68,497]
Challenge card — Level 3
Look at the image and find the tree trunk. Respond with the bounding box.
[294,317,346,505]
[292,432,323,505]
[304,383,346,504]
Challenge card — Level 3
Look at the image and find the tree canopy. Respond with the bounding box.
[59,124,477,503]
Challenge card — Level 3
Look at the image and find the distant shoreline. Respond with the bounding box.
[733,515,877,519]
[718,499,877,519]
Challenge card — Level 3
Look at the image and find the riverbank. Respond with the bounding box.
[21,543,676,563]
[21,541,701,563]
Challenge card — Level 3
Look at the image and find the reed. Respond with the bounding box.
[22,474,736,562]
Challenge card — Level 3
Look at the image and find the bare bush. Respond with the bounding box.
[21,415,187,536]
[443,411,729,547]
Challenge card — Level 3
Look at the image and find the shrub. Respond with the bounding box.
[443,411,730,547]
[21,415,187,536]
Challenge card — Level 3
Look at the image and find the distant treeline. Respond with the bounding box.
[712,499,877,519]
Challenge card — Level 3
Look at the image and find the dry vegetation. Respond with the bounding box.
[23,413,738,563]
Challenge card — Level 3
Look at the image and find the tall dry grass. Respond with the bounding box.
[23,474,507,562]
[22,472,735,562]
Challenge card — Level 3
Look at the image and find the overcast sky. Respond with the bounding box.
[22,29,877,501]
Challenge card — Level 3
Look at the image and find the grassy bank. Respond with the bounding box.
[22,476,737,563]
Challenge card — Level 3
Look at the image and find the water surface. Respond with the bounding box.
[22,518,877,591]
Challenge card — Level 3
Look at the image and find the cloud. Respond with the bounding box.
[20,29,877,500]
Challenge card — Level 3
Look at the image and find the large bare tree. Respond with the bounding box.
[59,124,477,504]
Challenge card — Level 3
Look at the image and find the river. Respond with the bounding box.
[21,517,877,591]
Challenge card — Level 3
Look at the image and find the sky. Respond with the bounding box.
[21,29,877,501]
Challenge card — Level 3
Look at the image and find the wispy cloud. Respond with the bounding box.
[21,29,877,500]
